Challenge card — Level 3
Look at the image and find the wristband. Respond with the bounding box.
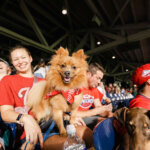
[16,114,23,124]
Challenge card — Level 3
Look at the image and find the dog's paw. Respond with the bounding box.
[59,128,67,137]
[60,132,67,137]
[70,118,76,125]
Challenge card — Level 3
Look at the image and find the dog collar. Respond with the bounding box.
[45,89,81,102]
[45,91,61,99]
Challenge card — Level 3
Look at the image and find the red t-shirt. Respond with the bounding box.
[0,75,43,107]
[0,74,43,140]
[129,94,150,110]
[63,87,103,111]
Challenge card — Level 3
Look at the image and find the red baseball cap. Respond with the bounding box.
[131,63,150,86]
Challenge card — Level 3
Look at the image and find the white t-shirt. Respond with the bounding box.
[34,66,49,78]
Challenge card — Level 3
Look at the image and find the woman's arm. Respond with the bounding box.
[0,105,43,148]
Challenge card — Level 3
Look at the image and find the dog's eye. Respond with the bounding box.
[61,64,65,68]
[72,66,76,69]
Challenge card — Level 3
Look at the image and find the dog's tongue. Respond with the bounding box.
[64,77,70,83]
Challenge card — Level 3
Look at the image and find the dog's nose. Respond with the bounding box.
[65,71,70,76]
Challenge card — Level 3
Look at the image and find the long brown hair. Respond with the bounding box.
[9,45,31,62]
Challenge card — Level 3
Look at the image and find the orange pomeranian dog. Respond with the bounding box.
[27,47,88,139]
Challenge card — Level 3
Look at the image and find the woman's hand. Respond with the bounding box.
[21,114,43,148]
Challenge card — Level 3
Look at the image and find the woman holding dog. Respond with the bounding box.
[0,45,44,149]
[0,45,93,149]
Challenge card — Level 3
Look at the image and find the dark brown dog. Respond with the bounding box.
[114,107,150,150]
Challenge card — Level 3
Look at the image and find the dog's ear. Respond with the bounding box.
[56,47,69,56]
[113,107,128,124]
[72,49,88,60]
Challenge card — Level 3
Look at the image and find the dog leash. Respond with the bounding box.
[43,120,59,142]
[24,121,59,150]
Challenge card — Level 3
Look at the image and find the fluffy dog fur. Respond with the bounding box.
[27,47,88,137]
[114,107,150,150]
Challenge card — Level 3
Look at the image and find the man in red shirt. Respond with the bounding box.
[65,63,113,129]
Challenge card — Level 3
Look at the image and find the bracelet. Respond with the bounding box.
[16,113,23,124]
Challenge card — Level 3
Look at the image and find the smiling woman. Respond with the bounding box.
[0,45,44,149]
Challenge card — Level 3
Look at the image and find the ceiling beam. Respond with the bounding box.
[130,0,137,22]
[75,33,89,50]
[92,30,123,40]
[3,10,51,37]
[25,0,67,32]
[111,22,150,30]
[97,0,112,23]
[111,0,130,27]
[112,0,125,25]
[122,62,136,70]
[75,36,89,49]
[84,0,107,25]
[0,26,54,53]
[76,28,123,40]
[0,16,35,36]
[90,33,95,49]
[111,63,120,73]
[114,48,124,60]
[20,0,48,46]
[49,34,68,50]
[86,28,150,55]
[106,70,133,77]
[120,61,144,66]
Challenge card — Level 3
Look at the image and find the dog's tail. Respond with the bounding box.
[27,80,47,108]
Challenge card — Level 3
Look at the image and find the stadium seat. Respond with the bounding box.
[93,117,115,150]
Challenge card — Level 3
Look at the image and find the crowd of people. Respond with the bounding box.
[0,45,149,150]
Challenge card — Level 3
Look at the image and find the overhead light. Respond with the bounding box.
[62,8,67,15]
[126,69,129,72]
[97,41,101,45]
[112,56,116,59]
